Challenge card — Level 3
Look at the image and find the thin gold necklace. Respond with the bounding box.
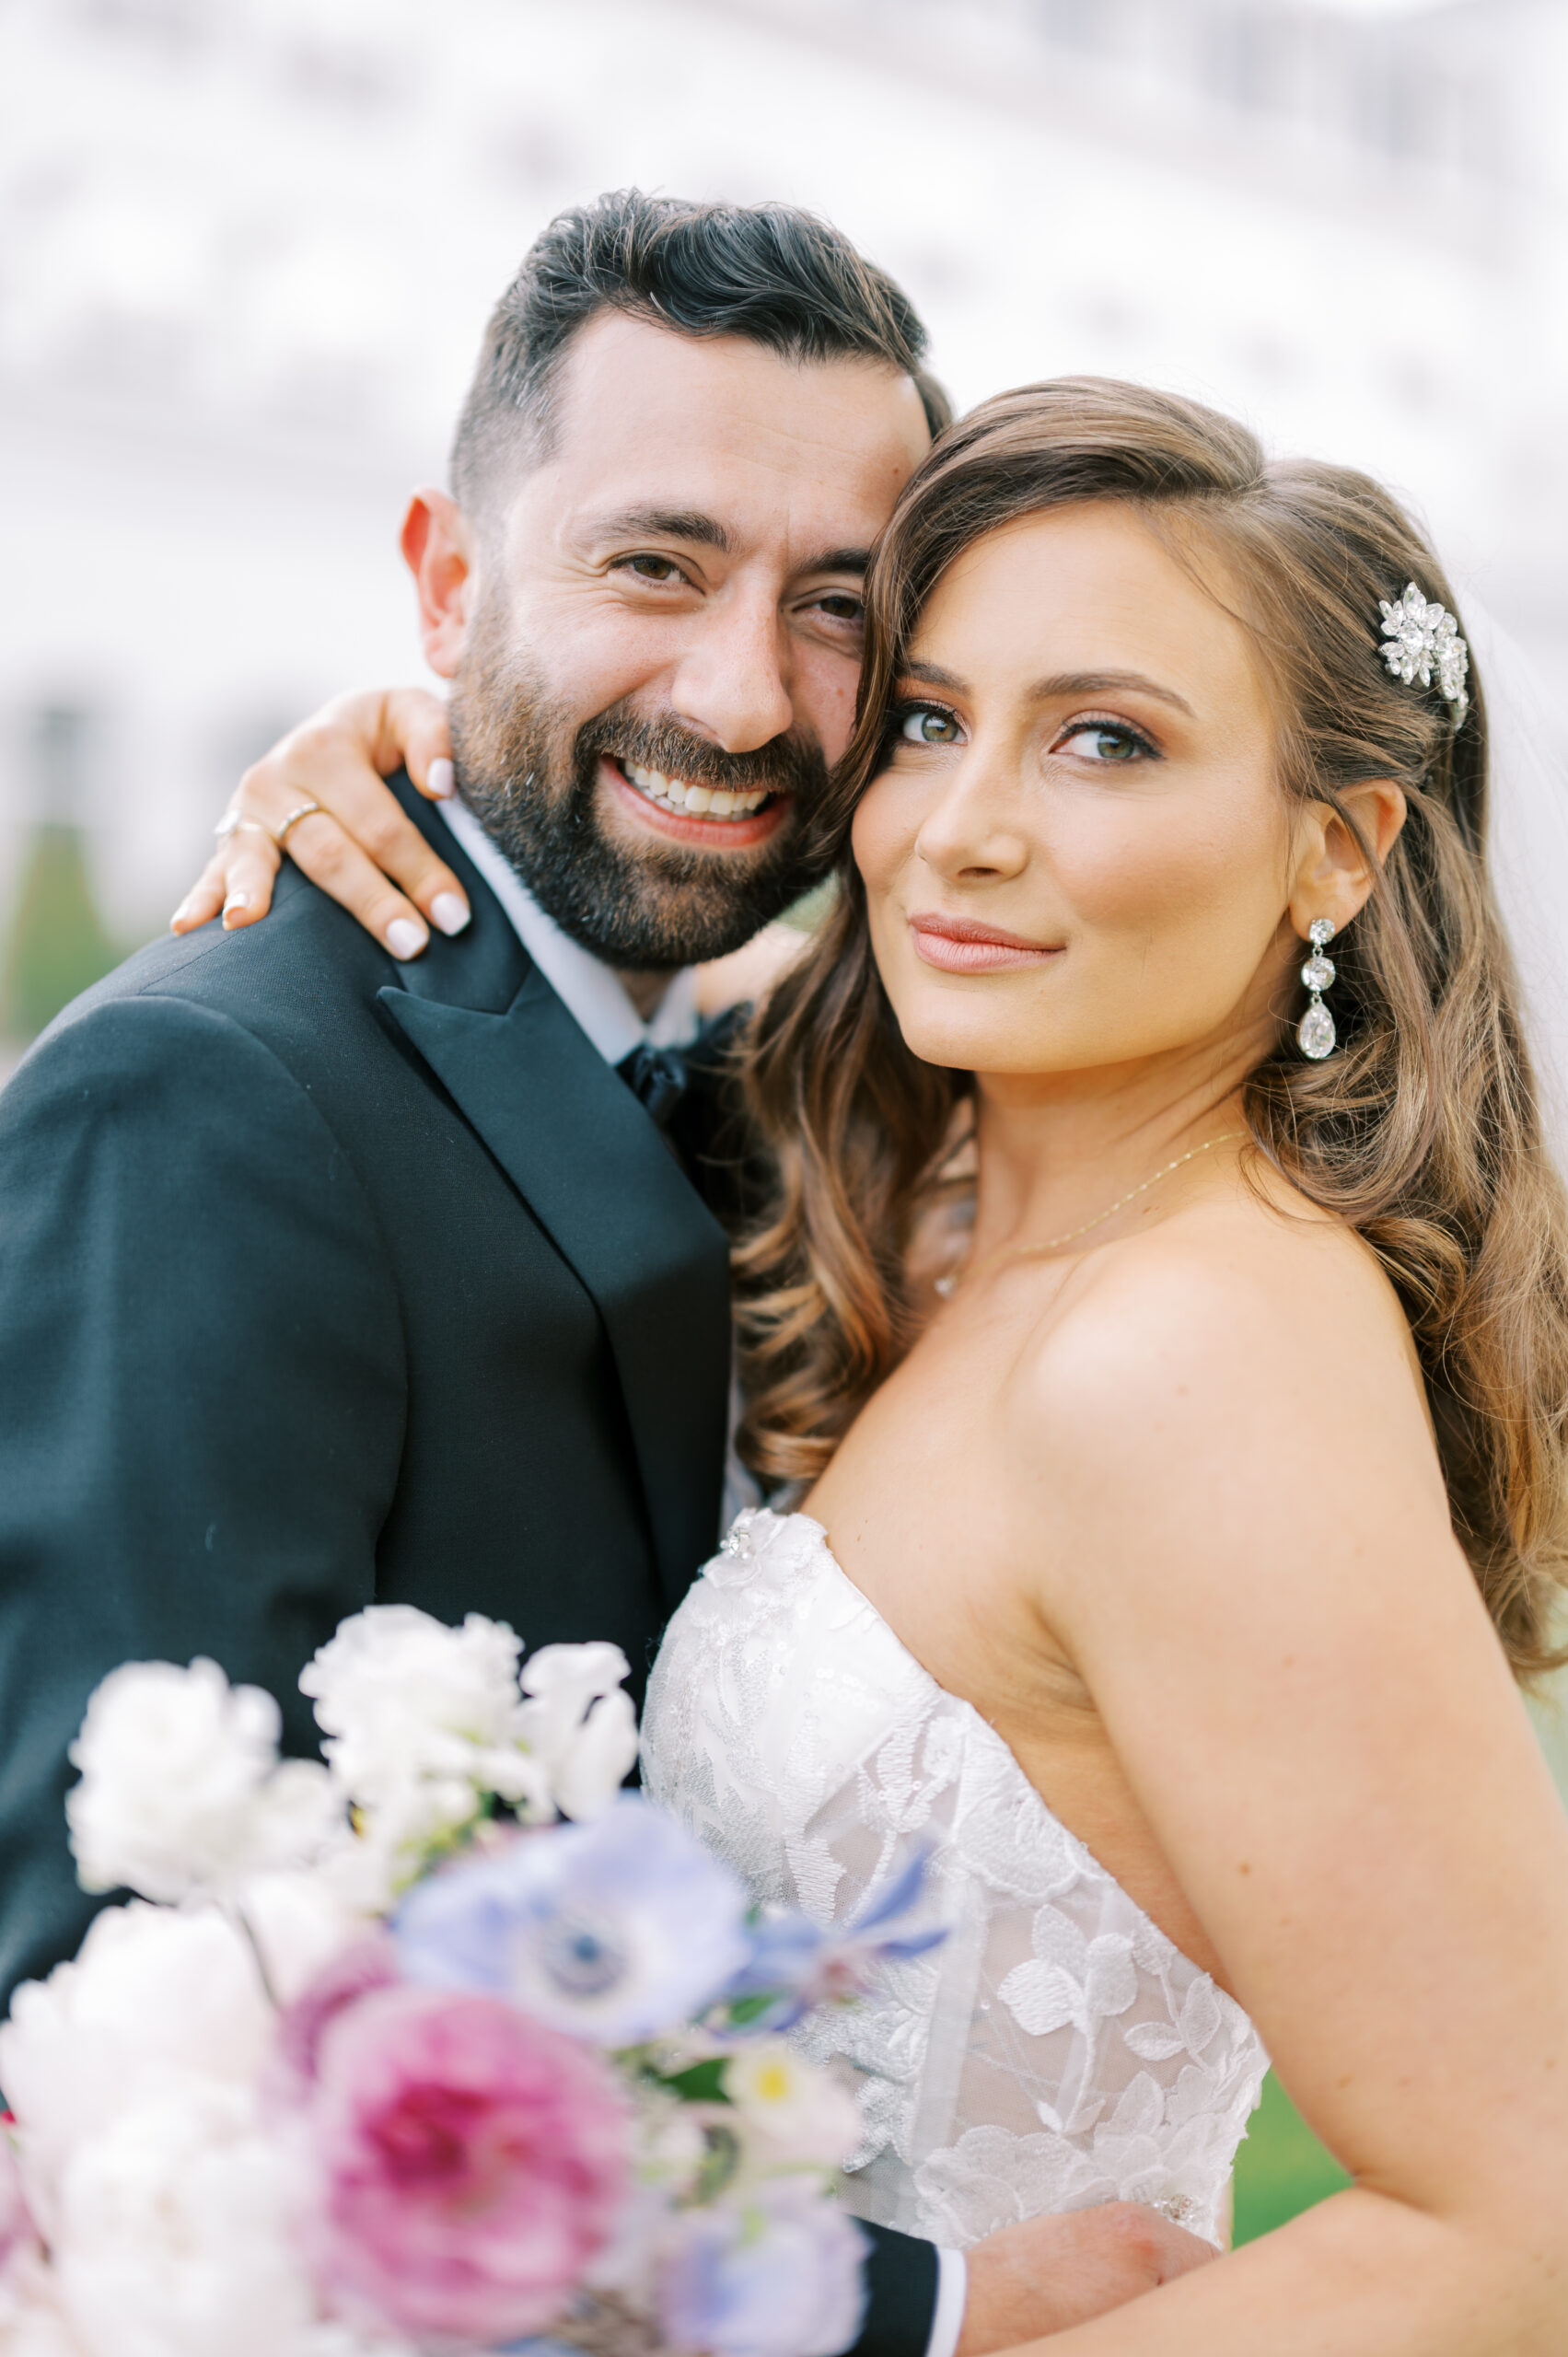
[934,1132,1244,1298]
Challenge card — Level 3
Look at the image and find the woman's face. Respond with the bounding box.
[852,501,1304,1083]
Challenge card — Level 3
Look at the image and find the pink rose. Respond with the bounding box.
[271,1932,401,2103]
[304,1983,629,2348]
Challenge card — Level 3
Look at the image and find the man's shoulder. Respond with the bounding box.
[18,859,521,1097]
[75,865,391,1022]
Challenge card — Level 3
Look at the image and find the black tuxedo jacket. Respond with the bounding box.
[0,779,936,2357]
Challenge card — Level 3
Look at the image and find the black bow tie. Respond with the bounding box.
[616,1040,689,1132]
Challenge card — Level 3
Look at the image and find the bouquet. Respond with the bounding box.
[0,1608,937,2357]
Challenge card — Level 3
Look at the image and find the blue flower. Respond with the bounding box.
[722,1847,947,2032]
[659,2183,869,2357]
[393,1795,753,2047]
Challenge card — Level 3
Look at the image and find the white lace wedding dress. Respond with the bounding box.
[642,1508,1269,2250]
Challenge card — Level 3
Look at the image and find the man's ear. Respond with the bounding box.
[401,490,475,679]
[1288,781,1408,938]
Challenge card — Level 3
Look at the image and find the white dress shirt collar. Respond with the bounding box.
[437,796,701,1063]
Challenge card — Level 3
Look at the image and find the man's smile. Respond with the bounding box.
[602,755,793,850]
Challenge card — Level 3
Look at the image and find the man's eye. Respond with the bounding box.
[1057,723,1152,763]
[621,554,686,584]
[814,593,865,625]
[899,706,961,746]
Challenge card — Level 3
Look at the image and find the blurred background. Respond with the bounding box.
[2,0,1563,1062]
[0,0,1563,2237]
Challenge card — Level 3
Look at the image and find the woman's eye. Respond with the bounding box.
[899,706,962,746]
[1057,723,1151,763]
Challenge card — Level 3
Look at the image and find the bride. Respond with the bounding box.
[187,379,1568,2348]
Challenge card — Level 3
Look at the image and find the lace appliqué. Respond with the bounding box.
[643,1511,1268,2249]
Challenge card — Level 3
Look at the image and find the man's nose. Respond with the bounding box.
[667,587,795,753]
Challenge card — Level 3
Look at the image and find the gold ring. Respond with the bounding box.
[271,798,324,849]
[214,812,272,842]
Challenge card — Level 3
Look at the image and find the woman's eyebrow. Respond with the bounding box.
[1028,668,1195,716]
[901,659,967,691]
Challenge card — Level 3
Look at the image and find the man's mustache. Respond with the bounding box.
[577,708,830,803]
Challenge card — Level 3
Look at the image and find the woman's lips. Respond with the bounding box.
[909,913,1063,973]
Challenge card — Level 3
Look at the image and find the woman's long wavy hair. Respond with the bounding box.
[735,377,1568,1677]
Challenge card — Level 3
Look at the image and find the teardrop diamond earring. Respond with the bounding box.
[1296,918,1337,1061]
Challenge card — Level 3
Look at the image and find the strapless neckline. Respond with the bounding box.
[781,1508,1225,1995]
[642,1507,1269,2247]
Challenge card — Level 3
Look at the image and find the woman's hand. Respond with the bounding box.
[171,689,470,959]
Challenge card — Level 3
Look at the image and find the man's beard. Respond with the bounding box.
[447,611,832,971]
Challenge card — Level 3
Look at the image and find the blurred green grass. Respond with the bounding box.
[1233,2070,1352,2244]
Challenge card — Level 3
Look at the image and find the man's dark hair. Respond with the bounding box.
[450,189,950,510]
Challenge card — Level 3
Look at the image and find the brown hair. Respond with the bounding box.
[735,377,1568,1677]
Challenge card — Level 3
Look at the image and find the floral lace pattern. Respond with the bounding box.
[642,1510,1268,2249]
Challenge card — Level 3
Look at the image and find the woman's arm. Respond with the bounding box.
[173,685,814,1010]
[1002,1224,1568,2352]
[172,688,467,958]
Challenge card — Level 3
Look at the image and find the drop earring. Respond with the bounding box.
[1296,918,1337,1061]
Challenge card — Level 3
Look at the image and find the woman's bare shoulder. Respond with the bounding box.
[1002,1157,1435,1510]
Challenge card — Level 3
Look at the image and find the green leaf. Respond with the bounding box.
[722,1993,776,2028]
[660,2058,731,2105]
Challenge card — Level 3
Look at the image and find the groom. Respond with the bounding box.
[0,193,1213,2343]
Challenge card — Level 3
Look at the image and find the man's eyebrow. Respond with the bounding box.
[797,547,872,579]
[578,506,732,552]
[1028,668,1195,717]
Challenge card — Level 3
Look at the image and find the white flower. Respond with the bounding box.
[0,1903,273,2241]
[233,1869,368,2007]
[301,1606,525,1795]
[51,2083,317,2357]
[299,1614,640,1887]
[517,1643,639,1821]
[287,2328,418,2357]
[723,2044,864,2174]
[299,1607,552,1876]
[0,2266,86,2357]
[66,1659,340,1903]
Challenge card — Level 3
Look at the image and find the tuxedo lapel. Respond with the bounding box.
[380,967,732,1613]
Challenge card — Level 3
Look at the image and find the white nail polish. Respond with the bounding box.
[388,917,427,960]
[431,892,470,936]
[426,757,455,799]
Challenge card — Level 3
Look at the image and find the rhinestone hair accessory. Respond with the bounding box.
[1378,582,1469,725]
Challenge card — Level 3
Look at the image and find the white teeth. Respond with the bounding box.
[620,759,772,820]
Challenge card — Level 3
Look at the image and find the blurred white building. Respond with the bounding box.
[0,0,1562,947]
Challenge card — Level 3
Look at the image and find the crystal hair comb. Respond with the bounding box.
[1378,582,1469,725]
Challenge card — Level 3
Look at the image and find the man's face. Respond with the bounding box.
[418,311,932,968]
